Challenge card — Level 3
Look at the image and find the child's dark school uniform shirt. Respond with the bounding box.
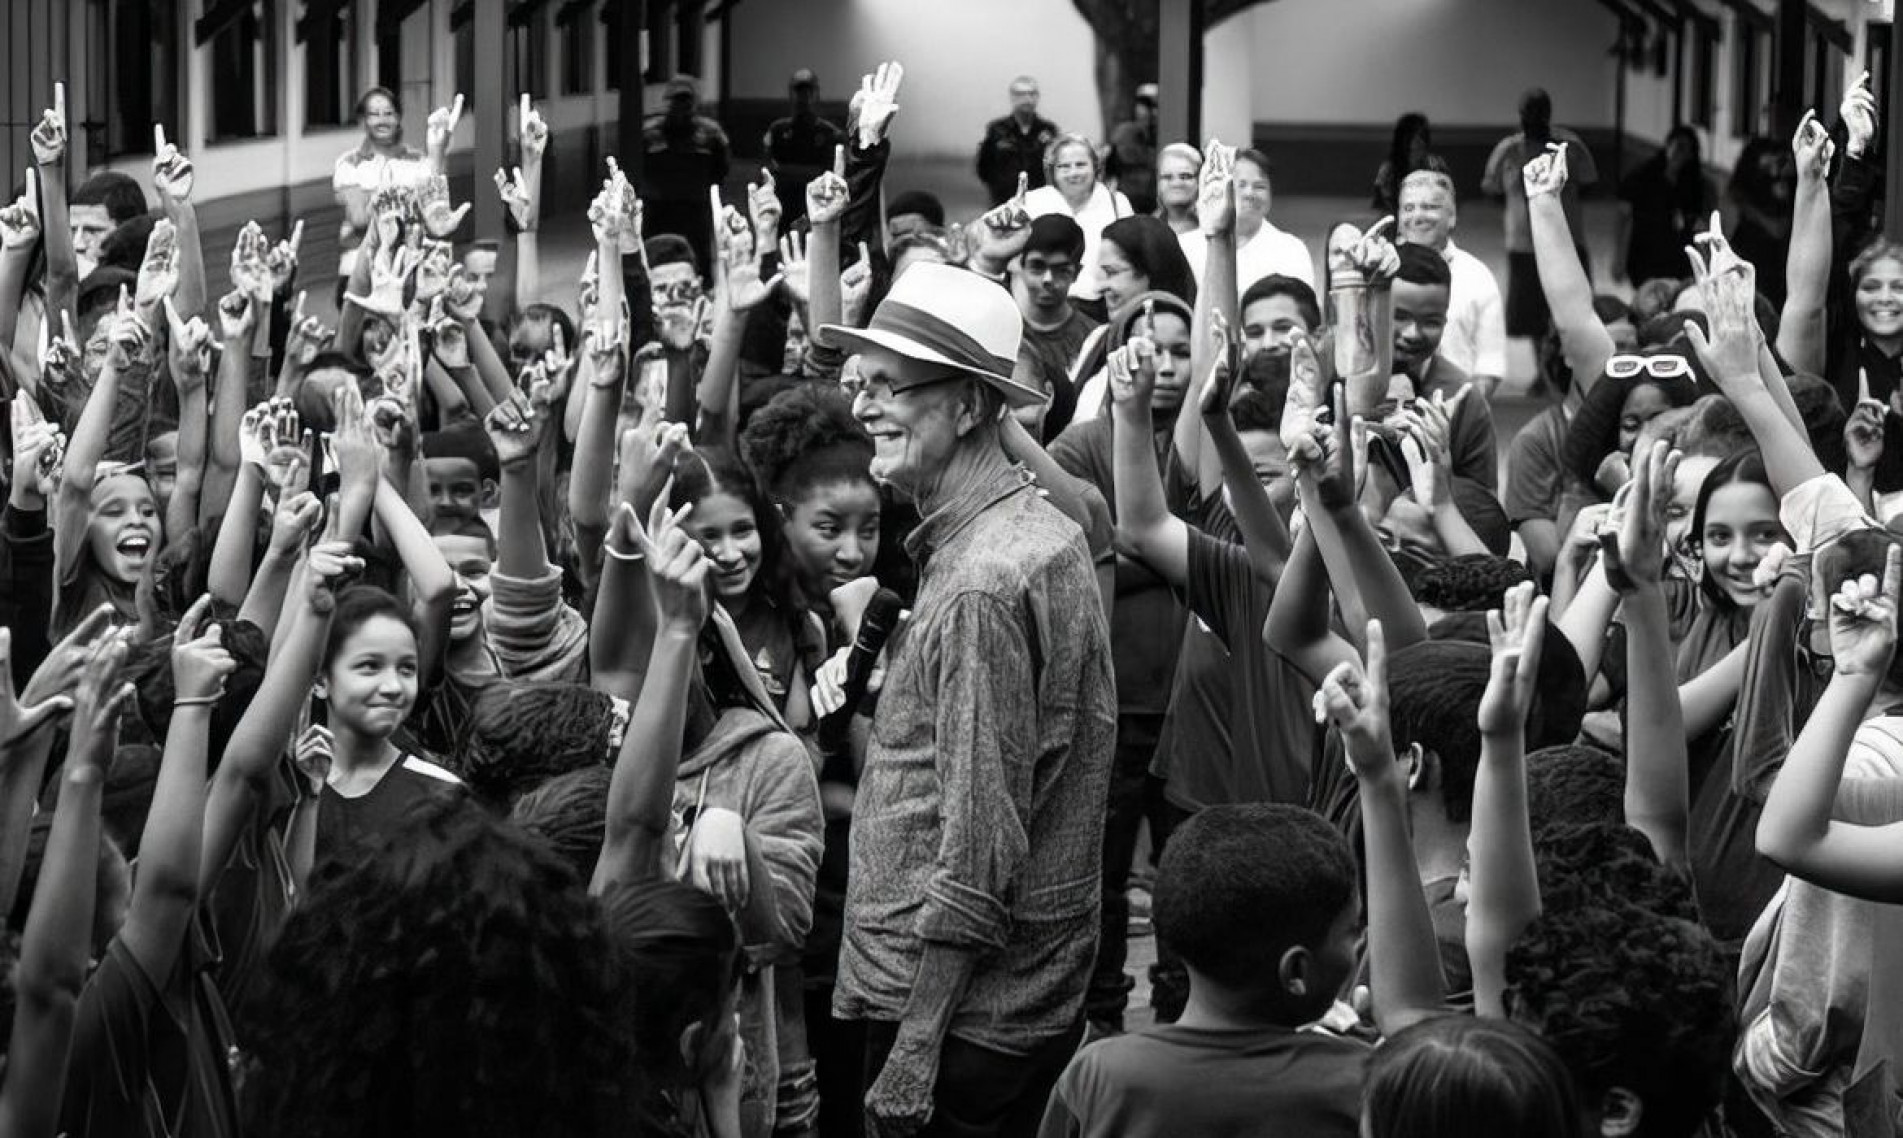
[315,753,466,866]
[1037,1022,1367,1137]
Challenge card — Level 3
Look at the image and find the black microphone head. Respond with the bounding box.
[860,588,904,637]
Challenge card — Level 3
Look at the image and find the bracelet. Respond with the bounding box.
[174,695,221,708]
[603,545,646,563]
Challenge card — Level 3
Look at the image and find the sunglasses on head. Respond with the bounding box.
[1605,354,1692,380]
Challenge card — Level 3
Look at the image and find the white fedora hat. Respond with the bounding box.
[816,262,1046,408]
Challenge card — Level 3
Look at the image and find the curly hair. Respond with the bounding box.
[1524,744,1626,835]
[739,383,875,508]
[126,610,270,774]
[1407,554,1532,613]
[1506,905,1733,1138]
[1532,821,1700,924]
[460,681,618,805]
[243,799,635,1138]
[1363,1015,1581,1138]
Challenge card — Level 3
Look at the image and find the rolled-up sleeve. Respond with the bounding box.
[486,563,590,682]
[914,591,1036,950]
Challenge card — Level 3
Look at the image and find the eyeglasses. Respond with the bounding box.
[842,366,965,400]
[1020,259,1078,281]
[1605,354,1692,380]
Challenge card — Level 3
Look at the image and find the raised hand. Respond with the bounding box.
[719,210,783,313]
[269,491,323,557]
[1399,421,1451,511]
[215,289,257,344]
[265,400,311,490]
[8,413,63,508]
[484,372,555,469]
[518,93,548,164]
[0,168,41,251]
[330,383,382,496]
[0,628,71,746]
[413,241,452,305]
[229,221,274,302]
[426,93,465,161]
[37,309,80,387]
[442,263,486,323]
[69,630,135,765]
[152,123,195,204]
[1682,212,1761,384]
[1606,439,1680,589]
[972,173,1032,269]
[419,173,471,238]
[778,230,811,305]
[284,291,332,367]
[29,82,66,166]
[1314,619,1396,774]
[170,595,237,705]
[104,289,154,370]
[136,218,181,308]
[306,539,366,615]
[1521,142,1568,201]
[430,300,471,369]
[620,489,711,637]
[293,724,334,795]
[1828,544,1902,677]
[1197,139,1237,236]
[855,60,904,149]
[1842,70,1878,159]
[1279,331,1327,468]
[840,242,874,324]
[1106,335,1159,408]
[806,146,850,226]
[164,297,214,391]
[1477,581,1549,736]
[585,312,628,388]
[1792,109,1836,184]
[1344,216,1401,283]
[657,297,708,353]
[495,165,536,230]
[1848,370,1887,472]
[747,168,782,248]
[266,220,303,297]
[351,241,419,317]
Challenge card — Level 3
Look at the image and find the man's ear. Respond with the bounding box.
[1276,944,1311,998]
[1599,1087,1642,1137]
[1402,741,1430,792]
[679,1019,707,1075]
[480,478,500,509]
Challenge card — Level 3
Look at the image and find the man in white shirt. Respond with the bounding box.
[1397,168,1506,398]
[1177,147,1314,295]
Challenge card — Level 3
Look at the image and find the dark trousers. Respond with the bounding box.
[1086,711,1175,1028]
[861,1019,1082,1138]
[808,988,867,1138]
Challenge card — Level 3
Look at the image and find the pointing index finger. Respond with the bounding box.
[834,145,846,178]
[54,81,65,122]
[154,123,168,155]
[288,218,304,255]
[449,93,465,129]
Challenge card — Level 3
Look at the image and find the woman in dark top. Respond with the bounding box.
[1726,136,1795,307]
[1617,126,1711,286]
[1371,112,1447,218]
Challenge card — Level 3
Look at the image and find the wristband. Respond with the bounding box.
[174,695,221,707]
[603,545,645,563]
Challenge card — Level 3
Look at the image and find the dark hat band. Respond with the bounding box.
[872,300,1014,379]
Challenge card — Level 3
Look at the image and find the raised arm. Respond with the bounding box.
[30,83,77,327]
[700,192,782,450]
[589,490,666,703]
[54,294,148,577]
[373,476,454,688]
[152,125,207,318]
[0,170,42,352]
[0,615,93,925]
[1001,414,1113,561]
[117,597,233,984]
[1758,545,1903,902]
[1106,336,1191,586]
[1318,620,1444,1033]
[593,500,708,894]
[1616,442,1692,869]
[0,634,121,1138]
[805,148,850,335]
[484,369,557,581]
[1778,109,1840,375]
[1200,349,1291,583]
[569,295,630,580]
[1524,144,1613,400]
[1467,584,1549,1018]
[1181,142,1240,494]
[203,290,264,522]
[162,298,215,545]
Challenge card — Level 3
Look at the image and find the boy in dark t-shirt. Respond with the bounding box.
[1038,806,1368,1138]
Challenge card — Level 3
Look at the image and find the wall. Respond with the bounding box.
[725,0,1103,159]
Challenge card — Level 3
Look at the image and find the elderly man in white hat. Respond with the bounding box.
[821,263,1116,1138]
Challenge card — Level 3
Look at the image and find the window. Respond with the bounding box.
[510,5,549,99]
[1732,19,1766,139]
[302,0,362,128]
[201,0,279,142]
[1686,20,1717,130]
[559,0,594,95]
[92,0,182,159]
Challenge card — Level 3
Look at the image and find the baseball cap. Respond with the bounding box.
[790,68,818,89]
[1135,83,1159,105]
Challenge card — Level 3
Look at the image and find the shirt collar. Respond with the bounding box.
[903,443,1030,565]
[1441,238,1461,263]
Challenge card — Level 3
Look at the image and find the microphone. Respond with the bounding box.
[818,587,904,754]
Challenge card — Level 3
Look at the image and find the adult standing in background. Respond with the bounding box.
[1154,142,1202,235]
[1396,169,1506,398]
[1370,112,1446,217]
[824,264,1116,1138]
[1726,136,1796,307]
[331,86,428,281]
[978,77,1061,206]
[1105,84,1160,216]
[766,68,847,227]
[644,74,731,281]
[1025,134,1133,304]
[1481,88,1597,339]
[1177,148,1315,295]
[1615,125,1711,286]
